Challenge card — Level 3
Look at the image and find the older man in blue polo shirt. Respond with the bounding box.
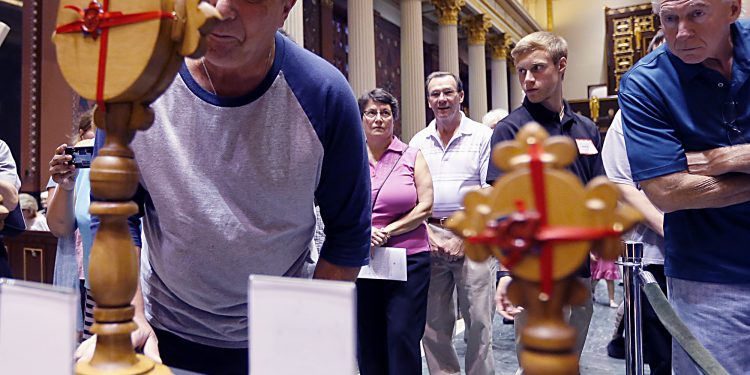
[619,0,750,373]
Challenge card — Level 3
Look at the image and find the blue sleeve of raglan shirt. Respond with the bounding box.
[1,205,25,236]
[312,80,371,267]
[281,36,371,268]
[90,128,145,248]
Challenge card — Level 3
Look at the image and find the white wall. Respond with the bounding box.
[554,0,652,100]
[555,0,750,100]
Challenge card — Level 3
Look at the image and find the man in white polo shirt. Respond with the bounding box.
[410,71,495,375]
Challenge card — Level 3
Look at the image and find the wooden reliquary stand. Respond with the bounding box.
[446,123,642,375]
[51,1,220,373]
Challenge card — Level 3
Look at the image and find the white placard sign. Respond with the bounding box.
[358,247,407,281]
[0,278,77,375]
[248,275,356,375]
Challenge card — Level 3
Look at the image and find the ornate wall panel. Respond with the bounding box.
[605,3,659,95]
[332,4,349,79]
[424,43,440,125]
[20,0,42,191]
[303,0,322,55]
[374,12,402,137]
[21,0,77,192]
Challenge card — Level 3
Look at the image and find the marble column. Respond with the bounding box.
[509,59,524,110]
[488,34,512,112]
[431,0,464,76]
[400,0,426,142]
[282,0,304,45]
[347,0,376,96]
[462,14,491,121]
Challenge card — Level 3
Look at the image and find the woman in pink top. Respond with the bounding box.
[356,88,433,374]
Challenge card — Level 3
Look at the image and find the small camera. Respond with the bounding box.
[64,146,94,168]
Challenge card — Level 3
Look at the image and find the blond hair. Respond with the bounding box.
[511,31,568,66]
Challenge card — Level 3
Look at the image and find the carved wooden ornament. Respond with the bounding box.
[446,123,641,374]
[53,0,220,106]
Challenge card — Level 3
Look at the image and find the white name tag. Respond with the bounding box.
[575,138,598,155]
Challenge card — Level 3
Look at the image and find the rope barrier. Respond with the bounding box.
[639,274,729,375]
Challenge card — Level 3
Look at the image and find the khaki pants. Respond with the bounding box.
[513,277,594,375]
[422,253,497,375]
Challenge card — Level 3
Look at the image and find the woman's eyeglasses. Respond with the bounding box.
[363,110,393,120]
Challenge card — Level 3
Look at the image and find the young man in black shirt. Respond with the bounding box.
[487,31,605,375]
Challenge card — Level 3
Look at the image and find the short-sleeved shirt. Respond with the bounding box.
[408,112,492,218]
[601,111,664,265]
[370,137,429,255]
[93,32,371,348]
[0,140,20,191]
[619,20,750,283]
[0,140,23,277]
[48,173,94,288]
[488,98,606,278]
[488,98,605,186]
[0,140,24,237]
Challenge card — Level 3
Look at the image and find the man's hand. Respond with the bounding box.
[495,276,523,321]
[74,316,162,364]
[425,224,464,261]
[131,315,162,363]
[687,144,750,176]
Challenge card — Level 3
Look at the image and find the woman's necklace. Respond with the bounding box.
[200,44,275,96]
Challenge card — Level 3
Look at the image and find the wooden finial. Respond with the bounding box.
[445,122,642,374]
[52,1,220,374]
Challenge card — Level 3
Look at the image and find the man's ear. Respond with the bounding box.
[458,90,465,104]
[278,0,297,27]
[557,56,567,79]
[729,0,742,21]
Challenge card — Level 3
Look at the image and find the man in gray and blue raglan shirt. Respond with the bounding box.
[619,0,750,373]
[86,2,370,373]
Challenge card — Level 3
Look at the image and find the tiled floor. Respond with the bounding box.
[421,282,631,374]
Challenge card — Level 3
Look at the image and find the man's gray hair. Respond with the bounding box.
[652,0,734,14]
[481,108,509,129]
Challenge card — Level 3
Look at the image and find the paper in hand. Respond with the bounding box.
[358,247,407,281]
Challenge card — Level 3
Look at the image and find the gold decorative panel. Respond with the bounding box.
[615,55,634,73]
[614,36,633,55]
[605,3,660,94]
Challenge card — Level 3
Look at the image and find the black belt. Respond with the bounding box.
[427,217,450,226]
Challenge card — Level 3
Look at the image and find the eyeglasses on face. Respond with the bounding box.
[363,109,393,120]
[429,89,457,99]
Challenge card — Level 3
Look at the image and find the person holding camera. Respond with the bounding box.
[47,107,97,340]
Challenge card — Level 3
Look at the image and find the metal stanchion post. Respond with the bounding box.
[622,242,644,375]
